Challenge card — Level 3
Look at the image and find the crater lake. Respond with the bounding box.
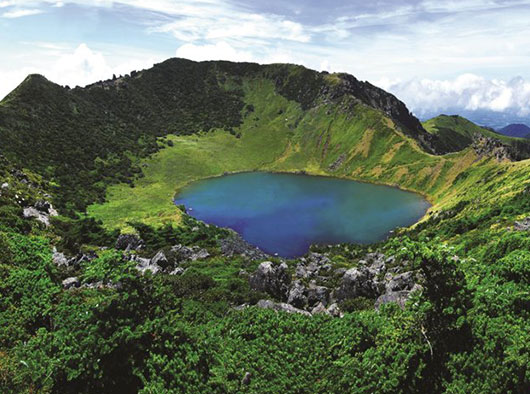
[174,172,430,257]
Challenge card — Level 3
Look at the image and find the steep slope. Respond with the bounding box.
[0,59,445,213]
[498,123,530,138]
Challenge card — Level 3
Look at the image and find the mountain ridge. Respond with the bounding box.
[0,58,445,212]
[498,123,530,138]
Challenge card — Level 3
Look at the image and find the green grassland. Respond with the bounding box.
[88,78,530,232]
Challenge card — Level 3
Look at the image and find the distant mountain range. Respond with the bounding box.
[497,123,530,138]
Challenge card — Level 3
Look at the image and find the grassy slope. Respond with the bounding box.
[423,114,527,150]
[88,79,530,231]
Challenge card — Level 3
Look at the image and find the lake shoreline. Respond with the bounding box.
[174,171,430,258]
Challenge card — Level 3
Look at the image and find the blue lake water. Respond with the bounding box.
[174,172,430,258]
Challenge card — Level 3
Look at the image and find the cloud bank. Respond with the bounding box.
[0,43,160,99]
[378,74,530,119]
[1,0,530,121]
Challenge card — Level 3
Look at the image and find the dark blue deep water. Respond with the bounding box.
[174,172,430,258]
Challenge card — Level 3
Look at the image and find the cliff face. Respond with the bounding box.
[322,74,440,153]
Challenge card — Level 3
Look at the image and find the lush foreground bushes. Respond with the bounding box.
[0,226,528,393]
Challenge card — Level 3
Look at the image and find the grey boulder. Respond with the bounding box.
[249,261,290,300]
[115,233,144,252]
[62,277,80,289]
[256,299,311,316]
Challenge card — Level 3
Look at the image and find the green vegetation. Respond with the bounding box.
[423,114,530,156]
[0,59,529,392]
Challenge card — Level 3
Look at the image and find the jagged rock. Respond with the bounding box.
[336,267,379,299]
[375,284,423,310]
[169,267,185,275]
[80,280,104,290]
[334,267,347,276]
[307,283,330,307]
[365,253,387,275]
[23,207,51,226]
[249,261,290,300]
[385,271,415,292]
[132,255,161,274]
[311,302,329,315]
[22,200,58,226]
[219,231,268,260]
[295,264,308,278]
[52,249,96,269]
[52,249,69,267]
[287,280,307,308]
[151,250,170,269]
[34,200,58,216]
[115,233,144,251]
[256,299,311,316]
[170,244,210,261]
[471,134,521,161]
[295,253,332,279]
[375,291,411,309]
[514,217,530,231]
[327,303,342,318]
[62,277,80,289]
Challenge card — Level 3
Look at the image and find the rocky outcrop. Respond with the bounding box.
[336,266,380,299]
[170,244,210,261]
[130,244,210,275]
[287,280,307,308]
[472,134,519,161]
[23,200,58,226]
[249,251,422,315]
[132,255,161,275]
[62,277,80,289]
[375,284,423,310]
[255,299,311,316]
[514,217,530,231]
[335,253,389,300]
[53,249,69,267]
[115,234,144,252]
[295,253,332,279]
[219,231,268,261]
[52,249,98,270]
[320,73,441,154]
[385,271,416,293]
[150,250,170,270]
[249,261,290,300]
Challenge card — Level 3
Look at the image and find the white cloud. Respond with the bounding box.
[0,43,160,99]
[2,8,42,18]
[175,41,299,65]
[378,74,530,118]
[151,10,310,44]
[176,42,254,63]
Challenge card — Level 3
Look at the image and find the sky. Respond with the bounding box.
[1,0,530,125]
